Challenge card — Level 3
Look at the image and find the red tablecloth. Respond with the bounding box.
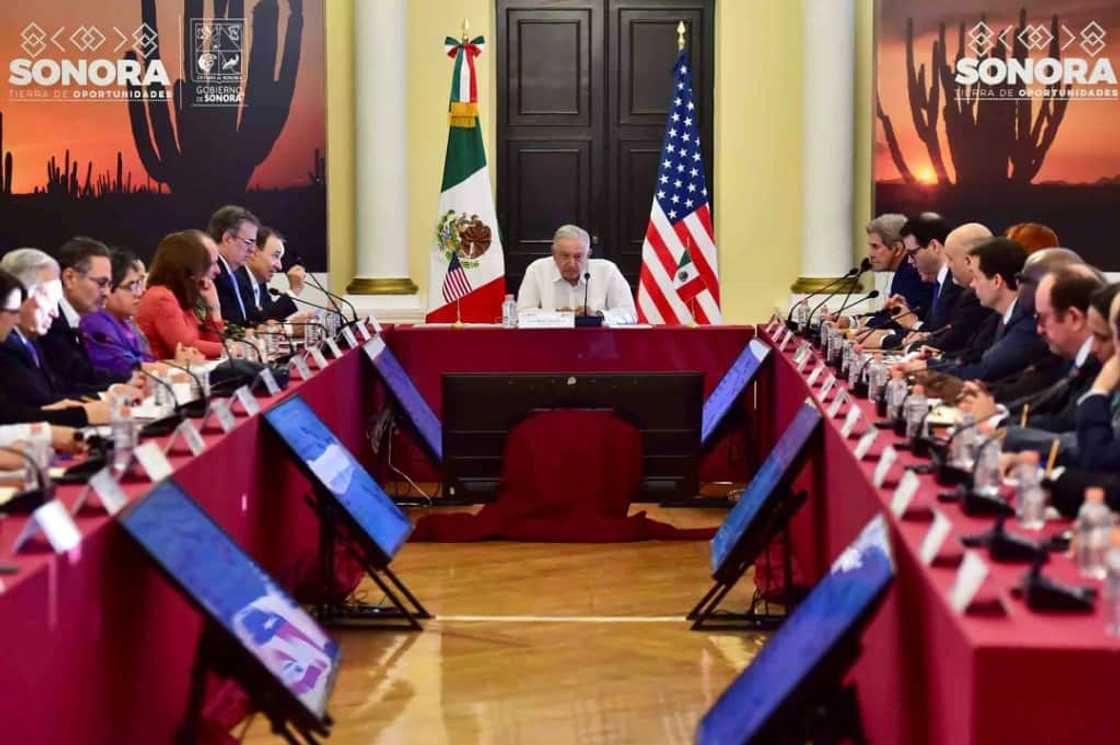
[0,345,376,745]
[412,409,716,542]
[762,327,1120,745]
[378,326,760,488]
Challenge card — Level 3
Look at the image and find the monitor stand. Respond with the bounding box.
[687,496,806,632]
[308,490,431,631]
[176,621,330,745]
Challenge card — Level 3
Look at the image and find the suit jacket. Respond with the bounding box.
[0,332,99,409]
[867,260,935,329]
[38,313,128,390]
[927,288,996,357]
[0,392,88,427]
[1020,356,1102,433]
[235,267,299,323]
[215,256,252,326]
[923,271,961,333]
[932,300,1047,382]
[1049,466,1120,518]
[1076,392,1120,471]
[79,309,154,379]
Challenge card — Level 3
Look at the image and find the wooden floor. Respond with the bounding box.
[244,506,767,745]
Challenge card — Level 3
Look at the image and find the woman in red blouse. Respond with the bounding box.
[136,230,226,359]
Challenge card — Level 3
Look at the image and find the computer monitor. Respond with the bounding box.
[442,371,703,502]
[117,480,340,733]
[696,514,895,745]
[363,335,442,461]
[264,395,413,564]
[701,339,770,446]
[709,400,821,581]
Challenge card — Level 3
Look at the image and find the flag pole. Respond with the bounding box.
[677,21,686,50]
[686,234,698,328]
[454,297,463,328]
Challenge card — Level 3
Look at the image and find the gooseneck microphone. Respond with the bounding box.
[836,290,880,316]
[272,288,351,326]
[582,271,591,317]
[290,253,358,322]
[796,265,860,329]
[812,258,872,325]
[0,444,52,513]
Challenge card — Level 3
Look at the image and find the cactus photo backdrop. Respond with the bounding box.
[0,0,326,270]
[875,0,1120,269]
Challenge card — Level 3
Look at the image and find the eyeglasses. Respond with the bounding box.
[115,280,145,295]
[81,272,112,289]
[232,234,256,249]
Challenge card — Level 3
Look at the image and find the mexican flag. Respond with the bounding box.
[673,247,706,304]
[426,34,506,323]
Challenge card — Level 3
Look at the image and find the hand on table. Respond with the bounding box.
[1091,355,1120,396]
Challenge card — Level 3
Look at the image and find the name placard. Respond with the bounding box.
[889,470,921,518]
[134,441,174,483]
[12,500,82,554]
[920,510,953,565]
[948,550,990,613]
[872,445,898,488]
[853,429,879,460]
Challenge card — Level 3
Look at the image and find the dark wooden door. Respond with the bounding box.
[496,0,714,292]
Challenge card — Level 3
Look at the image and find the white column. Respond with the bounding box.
[792,0,855,300]
[347,0,420,319]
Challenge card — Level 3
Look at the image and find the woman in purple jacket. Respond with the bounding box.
[79,248,154,377]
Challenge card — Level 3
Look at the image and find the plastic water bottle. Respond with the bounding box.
[949,413,977,469]
[1105,530,1120,635]
[904,384,928,439]
[793,299,810,331]
[867,360,887,404]
[1075,487,1114,580]
[501,294,518,328]
[152,369,174,416]
[1015,451,1047,530]
[109,391,137,476]
[972,437,1003,498]
[885,370,908,421]
[847,345,865,388]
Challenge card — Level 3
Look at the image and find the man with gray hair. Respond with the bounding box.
[516,224,636,323]
[0,248,111,425]
[857,213,933,329]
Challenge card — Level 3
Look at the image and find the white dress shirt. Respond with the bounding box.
[516,257,637,322]
[59,296,82,330]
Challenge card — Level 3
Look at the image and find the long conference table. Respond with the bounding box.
[0,324,1116,744]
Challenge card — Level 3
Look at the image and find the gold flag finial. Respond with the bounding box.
[461,17,470,42]
[677,21,686,50]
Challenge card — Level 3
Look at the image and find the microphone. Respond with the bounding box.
[289,253,358,322]
[789,265,859,330]
[134,367,185,437]
[854,305,924,344]
[824,258,873,323]
[272,288,352,327]
[583,271,591,316]
[836,290,880,316]
[155,359,210,418]
[0,444,51,514]
[1004,376,1074,420]
[575,271,603,328]
[797,264,855,329]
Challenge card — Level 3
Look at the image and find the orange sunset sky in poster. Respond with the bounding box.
[0,0,324,194]
[876,0,1120,184]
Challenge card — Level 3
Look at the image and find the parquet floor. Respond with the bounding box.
[244,506,766,745]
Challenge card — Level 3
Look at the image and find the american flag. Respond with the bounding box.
[441,251,473,304]
[636,49,721,325]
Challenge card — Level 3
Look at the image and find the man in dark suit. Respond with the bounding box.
[0,248,108,426]
[37,237,131,389]
[208,204,260,326]
[237,226,307,323]
[861,213,935,331]
[928,237,1046,382]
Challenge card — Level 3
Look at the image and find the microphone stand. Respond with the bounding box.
[135,367,185,438]
[818,259,871,329]
[575,271,602,328]
[0,444,52,514]
[788,266,858,332]
[297,261,358,323]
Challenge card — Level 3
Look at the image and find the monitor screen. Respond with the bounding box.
[264,396,413,562]
[118,480,340,723]
[702,339,770,445]
[709,401,821,576]
[697,514,894,745]
[364,336,443,461]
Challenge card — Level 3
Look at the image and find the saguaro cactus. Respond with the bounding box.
[0,111,12,196]
[126,0,304,196]
[878,7,1070,186]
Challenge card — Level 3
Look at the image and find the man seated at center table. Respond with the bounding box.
[516,224,638,324]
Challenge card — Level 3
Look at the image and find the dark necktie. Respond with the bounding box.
[19,334,42,369]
